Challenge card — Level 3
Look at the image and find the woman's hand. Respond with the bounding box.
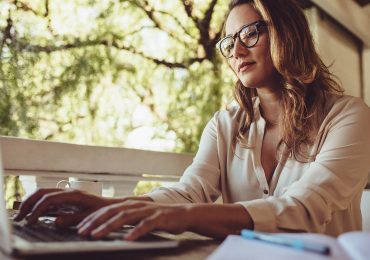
[76,202,253,241]
[15,189,253,240]
[14,188,114,227]
[77,200,191,241]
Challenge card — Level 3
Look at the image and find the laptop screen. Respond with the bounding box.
[0,145,13,254]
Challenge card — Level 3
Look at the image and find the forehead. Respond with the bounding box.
[225,4,261,35]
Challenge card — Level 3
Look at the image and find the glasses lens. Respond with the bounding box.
[239,25,258,48]
[220,37,234,58]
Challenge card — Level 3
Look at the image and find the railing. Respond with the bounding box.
[0,136,194,197]
[1,135,369,195]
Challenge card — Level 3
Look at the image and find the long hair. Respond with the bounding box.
[227,0,343,160]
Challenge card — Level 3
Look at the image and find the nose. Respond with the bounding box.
[232,38,248,58]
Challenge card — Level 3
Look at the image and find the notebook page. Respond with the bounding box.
[208,234,351,260]
[338,232,370,260]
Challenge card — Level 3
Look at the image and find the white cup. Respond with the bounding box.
[56,180,103,196]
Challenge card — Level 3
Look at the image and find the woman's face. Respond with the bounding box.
[225,4,279,89]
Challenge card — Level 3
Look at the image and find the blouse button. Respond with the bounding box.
[263,189,269,195]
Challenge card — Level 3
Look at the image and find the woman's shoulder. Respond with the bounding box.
[322,94,370,129]
[329,94,370,115]
[214,98,261,132]
[215,101,245,125]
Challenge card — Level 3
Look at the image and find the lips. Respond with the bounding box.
[238,61,256,73]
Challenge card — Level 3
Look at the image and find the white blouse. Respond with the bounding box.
[148,94,370,237]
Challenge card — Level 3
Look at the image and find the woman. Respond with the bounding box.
[15,0,370,240]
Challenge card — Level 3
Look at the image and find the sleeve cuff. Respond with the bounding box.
[146,189,176,204]
[237,199,277,232]
[146,187,192,204]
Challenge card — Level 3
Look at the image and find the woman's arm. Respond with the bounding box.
[147,112,222,204]
[76,200,253,240]
[238,97,370,234]
[15,189,153,227]
[109,195,153,204]
[186,203,254,238]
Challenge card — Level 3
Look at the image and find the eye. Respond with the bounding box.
[240,28,258,41]
[222,37,234,51]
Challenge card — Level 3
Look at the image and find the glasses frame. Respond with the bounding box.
[217,20,267,59]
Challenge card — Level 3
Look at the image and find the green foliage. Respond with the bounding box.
[4,176,25,209]
[0,0,235,152]
[133,181,162,196]
[1,0,236,200]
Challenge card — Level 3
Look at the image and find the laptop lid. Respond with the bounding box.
[0,144,13,254]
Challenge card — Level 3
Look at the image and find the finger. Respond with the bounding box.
[89,207,154,239]
[76,203,123,229]
[78,206,122,236]
[77,201,146,230]
[89,211,127,239]
[26,190,89,224]
[14,189,61,221]
[76,209,101,229]
[124,212,161,241]
[55,210,94,228]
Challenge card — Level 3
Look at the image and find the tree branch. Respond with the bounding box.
[12,0,45,17]
[202,0,218,31]
[124,0,189,46]
[13,0,55,35]
[17,39,205,69]
[0,14,13,57]
[197,0,219,61]
[181,0,198,25]
[155,10,194,39]
[210,23,224,47]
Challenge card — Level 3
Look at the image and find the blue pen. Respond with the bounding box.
[241,230,330,255]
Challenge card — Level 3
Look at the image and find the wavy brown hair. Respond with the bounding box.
[227,0,343,161]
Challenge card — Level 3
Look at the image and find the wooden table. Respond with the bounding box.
[1,231,220,260]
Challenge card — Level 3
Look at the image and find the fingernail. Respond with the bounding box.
[91,227,101,236]
[26,218,36,225]
[78,224,90,235]
[78,227,86,235]
[90,230,101,239]
[124,234,134,241]
[55,218,64,226]
[25,215,34,224]
[76,222,85,229]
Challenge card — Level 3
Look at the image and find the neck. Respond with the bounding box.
[257,86,282,126]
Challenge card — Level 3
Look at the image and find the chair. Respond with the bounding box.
[361,187,370,232]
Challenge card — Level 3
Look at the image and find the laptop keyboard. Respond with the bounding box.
[12,219,122,242]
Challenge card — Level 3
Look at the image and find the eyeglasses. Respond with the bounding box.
[216,20,266,59]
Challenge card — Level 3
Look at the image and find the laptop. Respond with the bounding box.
[0,147,178,256]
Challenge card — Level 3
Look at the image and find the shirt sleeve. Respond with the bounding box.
[238,98,370,233]
[147,112,222,204]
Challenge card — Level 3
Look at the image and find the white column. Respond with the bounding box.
[107,180,138,197]
[305,7,362,97]
[34,176,65,189]
[19,175,37,199]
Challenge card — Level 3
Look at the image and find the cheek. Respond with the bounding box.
[257,43,276,75]
[228,59,238,75]
[255,44,275,76]
[263,55,275,74]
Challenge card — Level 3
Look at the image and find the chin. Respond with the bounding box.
[238,76,261,89]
